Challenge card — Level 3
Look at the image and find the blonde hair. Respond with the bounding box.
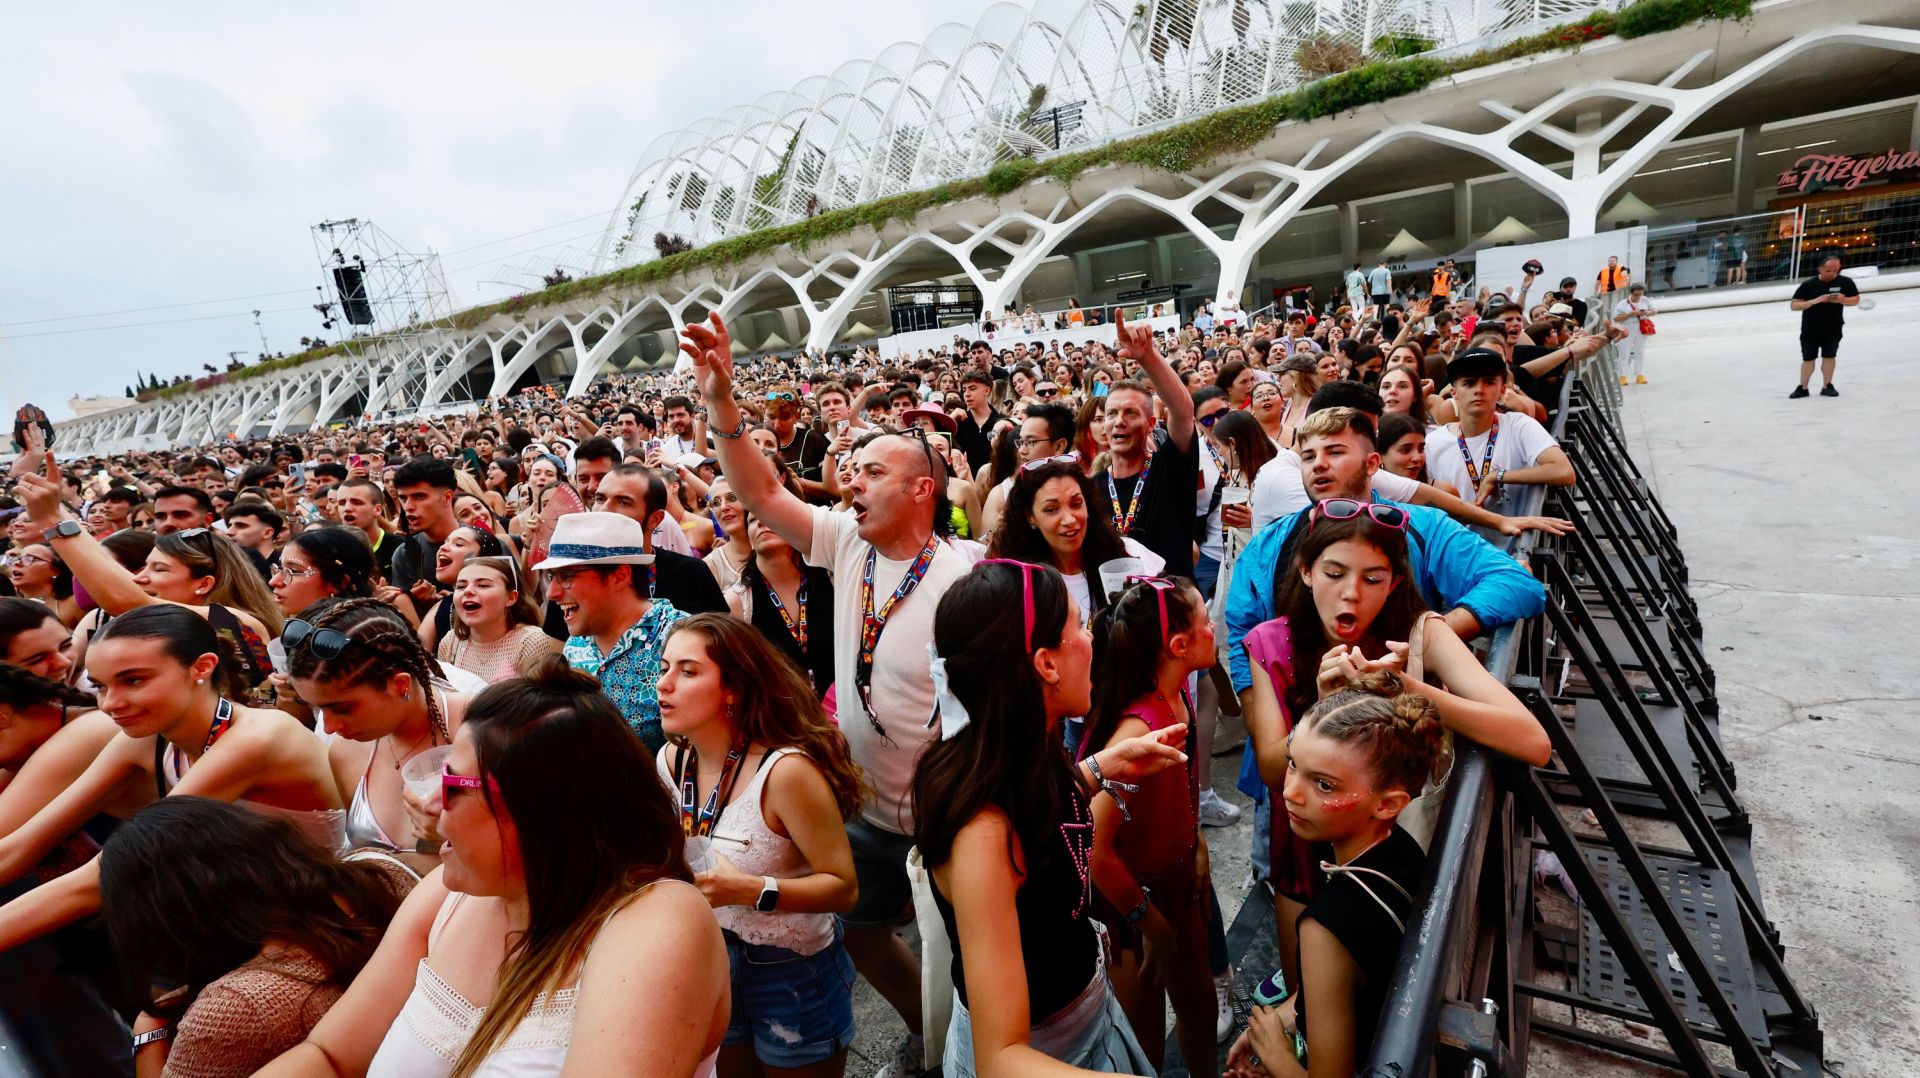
[1293,405,1376,449]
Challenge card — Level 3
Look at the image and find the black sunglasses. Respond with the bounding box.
[281,618,351,660]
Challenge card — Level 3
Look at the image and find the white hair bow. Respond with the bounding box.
[925,644,972,741]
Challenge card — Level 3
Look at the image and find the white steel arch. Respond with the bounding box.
[56,14,1920,456]
[590,0,1620,268]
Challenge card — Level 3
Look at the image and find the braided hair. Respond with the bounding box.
[1302,670,1449,796]
[286,598,450,743]
[0,661,96,712]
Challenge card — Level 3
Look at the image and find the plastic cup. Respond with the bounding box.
[1220,486,1250,508]
[1097,556,1151,599]
[685,836,714,874]
[400,745,455,804]
[266,638,288,677]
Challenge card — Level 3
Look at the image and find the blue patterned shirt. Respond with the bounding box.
[562,599,687,751]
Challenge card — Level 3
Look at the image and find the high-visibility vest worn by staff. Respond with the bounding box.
[1431,269,1453,298]
[1597,264,1629,293]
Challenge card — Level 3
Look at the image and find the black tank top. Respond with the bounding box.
[744,566,835,697]
[933,767,1098,1021]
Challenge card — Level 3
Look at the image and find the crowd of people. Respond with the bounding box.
[0,268,1633,1077]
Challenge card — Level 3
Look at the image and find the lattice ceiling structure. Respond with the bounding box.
[592,0,1607,266]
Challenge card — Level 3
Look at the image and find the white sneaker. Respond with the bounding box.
[1215,968,1235,1042]
[874,1034,925,1078]
[1199,789,1242,828]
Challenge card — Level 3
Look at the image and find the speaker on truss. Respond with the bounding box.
[332,265,374,325]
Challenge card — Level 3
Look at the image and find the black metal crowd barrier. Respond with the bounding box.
[1360,349,1824,1076]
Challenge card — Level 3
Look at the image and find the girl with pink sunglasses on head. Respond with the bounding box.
[1081,575,1220,1078]
[1238,499,1547,1011]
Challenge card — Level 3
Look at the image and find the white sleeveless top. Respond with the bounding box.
[656,746,834,955]
[366,884,719,1078]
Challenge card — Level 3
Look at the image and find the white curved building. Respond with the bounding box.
[55,0,1920,453]
[592,0,1606,261]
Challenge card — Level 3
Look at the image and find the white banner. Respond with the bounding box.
[1472,226,1649,310]
[876,315,1182,360]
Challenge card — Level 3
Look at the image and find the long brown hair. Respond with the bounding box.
[451,656,686,1078]
[100,796,400,1021]
[155,528,286,635]
[663,613,867,820]
[449,556,542,640]
[1273,512,1427,721]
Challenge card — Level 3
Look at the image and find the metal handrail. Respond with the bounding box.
[1360,343,1589,1076]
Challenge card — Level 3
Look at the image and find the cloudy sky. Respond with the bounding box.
[0,1,958,418]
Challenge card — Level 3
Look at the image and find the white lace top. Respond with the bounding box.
[366,886,718,1078]
[656,746,836,955]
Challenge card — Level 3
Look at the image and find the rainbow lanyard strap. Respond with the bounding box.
[1106,451,1154,536]
[766,578,808,651]
[678,740,747,837]
[856,538,940,739]
[1456,414,1500,486]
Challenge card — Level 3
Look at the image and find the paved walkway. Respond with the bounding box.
[1617,284,1920,1074]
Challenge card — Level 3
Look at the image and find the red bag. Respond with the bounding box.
[1638,317,1656,336]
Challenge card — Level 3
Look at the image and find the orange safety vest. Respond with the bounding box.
[1431,269,1453,297]
[1597,265,1628,292]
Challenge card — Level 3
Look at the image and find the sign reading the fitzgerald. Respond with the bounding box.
[1777,148,1920,194]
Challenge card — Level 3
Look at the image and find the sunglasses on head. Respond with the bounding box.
[443,761,499,801]
[894,428,948,479]
[765,390,797,402]
[1123,574,1178,640]
[977,559,1041,652]
[280,617,351,660]
[1309,497,1409,534]
[1019,452,1079,473]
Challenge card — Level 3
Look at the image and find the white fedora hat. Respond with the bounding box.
[530,511,655,571]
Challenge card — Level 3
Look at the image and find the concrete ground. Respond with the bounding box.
[1587,285,1920,1075]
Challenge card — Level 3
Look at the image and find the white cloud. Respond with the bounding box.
[0,0,956,417]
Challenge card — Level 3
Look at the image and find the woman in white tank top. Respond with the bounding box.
[257,658,727,1078]
[655,613,867,1076]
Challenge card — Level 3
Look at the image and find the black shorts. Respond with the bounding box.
[1371,293,1390,307]
[1800,334,1841,361]
[841,816,916,926]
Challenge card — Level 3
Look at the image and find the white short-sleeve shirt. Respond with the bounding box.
[805,506,973,834]
[1251,448,1420,530]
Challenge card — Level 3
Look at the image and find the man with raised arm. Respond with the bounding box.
[682,313,971,1078]
[1087,310,1199,578]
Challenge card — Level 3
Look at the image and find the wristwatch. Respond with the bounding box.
[43,519,83,543]
[754,875,781,913]
[132,1025,175,1049]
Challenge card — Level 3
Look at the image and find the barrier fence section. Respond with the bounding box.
[1357,365,1569,1078]
[1360,317,1820,1075]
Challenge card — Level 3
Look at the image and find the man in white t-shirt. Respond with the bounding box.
[683,312,962,1077]
[1253,381,1574,542]
[1424,347,1576,539]
[658,394,705,460]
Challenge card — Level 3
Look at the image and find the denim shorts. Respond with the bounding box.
[842,816,916,926]
[723,929,858,1068]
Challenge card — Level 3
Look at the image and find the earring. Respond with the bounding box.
[195,678,205,685]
